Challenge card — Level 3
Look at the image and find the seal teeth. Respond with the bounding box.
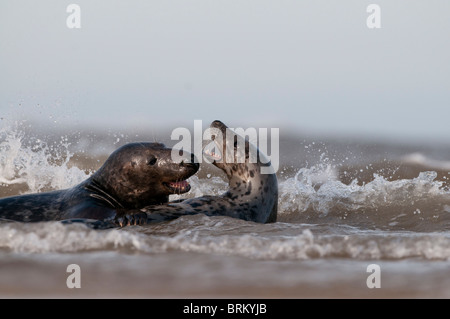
[203,144,222,161]
[169,180,189,191]
[164,179,190,194]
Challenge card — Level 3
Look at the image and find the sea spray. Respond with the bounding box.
[0,123,90,194]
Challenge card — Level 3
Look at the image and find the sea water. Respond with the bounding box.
[1,122,450,298]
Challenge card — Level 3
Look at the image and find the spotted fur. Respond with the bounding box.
[0,121,278,229]
[113,120,278,227]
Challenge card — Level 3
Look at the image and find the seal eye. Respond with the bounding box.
[148,157,157,166]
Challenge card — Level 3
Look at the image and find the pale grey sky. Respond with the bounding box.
[1,1,449,141]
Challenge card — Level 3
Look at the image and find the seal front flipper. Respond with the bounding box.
[114,204,199,226]
[0,142,199,223]
[114,120,278,226]
[114,194,264,226]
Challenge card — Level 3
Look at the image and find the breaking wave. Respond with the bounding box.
[0,123,90,195]
[1,217,450,260]
[1,123,450,261]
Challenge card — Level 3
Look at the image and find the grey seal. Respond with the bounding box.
[0,142,199,223]
[113,120,278,226]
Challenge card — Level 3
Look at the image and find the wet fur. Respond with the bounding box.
[0,121,278,228]
[113,120,278,227]
[0,143,199,222]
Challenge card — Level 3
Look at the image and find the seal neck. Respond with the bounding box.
[91,174,170,209]
[85,179,125,209]
[225,167,278,223]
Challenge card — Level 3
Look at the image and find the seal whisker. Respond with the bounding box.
[129,120,278,225]
[0,122,277,227]
[87,180,124,209]
[0,142,199,223]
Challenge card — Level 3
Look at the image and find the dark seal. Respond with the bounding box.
[113,120,278,226]
[0,143,199,223]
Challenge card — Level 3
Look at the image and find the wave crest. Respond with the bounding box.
[2,218,450,260]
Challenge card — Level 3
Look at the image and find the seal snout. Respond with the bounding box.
[211,120,227,131]
[179,153,199,170]
[160,152,198,195]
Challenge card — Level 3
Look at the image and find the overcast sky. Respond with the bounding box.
[1,0,449,142]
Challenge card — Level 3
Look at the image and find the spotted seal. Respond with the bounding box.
[0,143,199,223]
[112,120,278,226]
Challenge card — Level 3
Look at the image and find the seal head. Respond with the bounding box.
[206,120,278,223]
[115,120,278,226]
[0,142,199,223]
[91,142,199,208]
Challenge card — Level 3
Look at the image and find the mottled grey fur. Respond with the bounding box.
[0,143,199,223]
[0,121,278,229]
[112,120,278,227]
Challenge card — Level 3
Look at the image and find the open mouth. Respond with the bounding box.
[203,144,222,162]
[163,180,191,194]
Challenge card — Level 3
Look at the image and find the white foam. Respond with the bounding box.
[0,124,90,193]
[0,222,148,253]
[1,124,450,261]
[278,162,448,218]
[2,218,450,260]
